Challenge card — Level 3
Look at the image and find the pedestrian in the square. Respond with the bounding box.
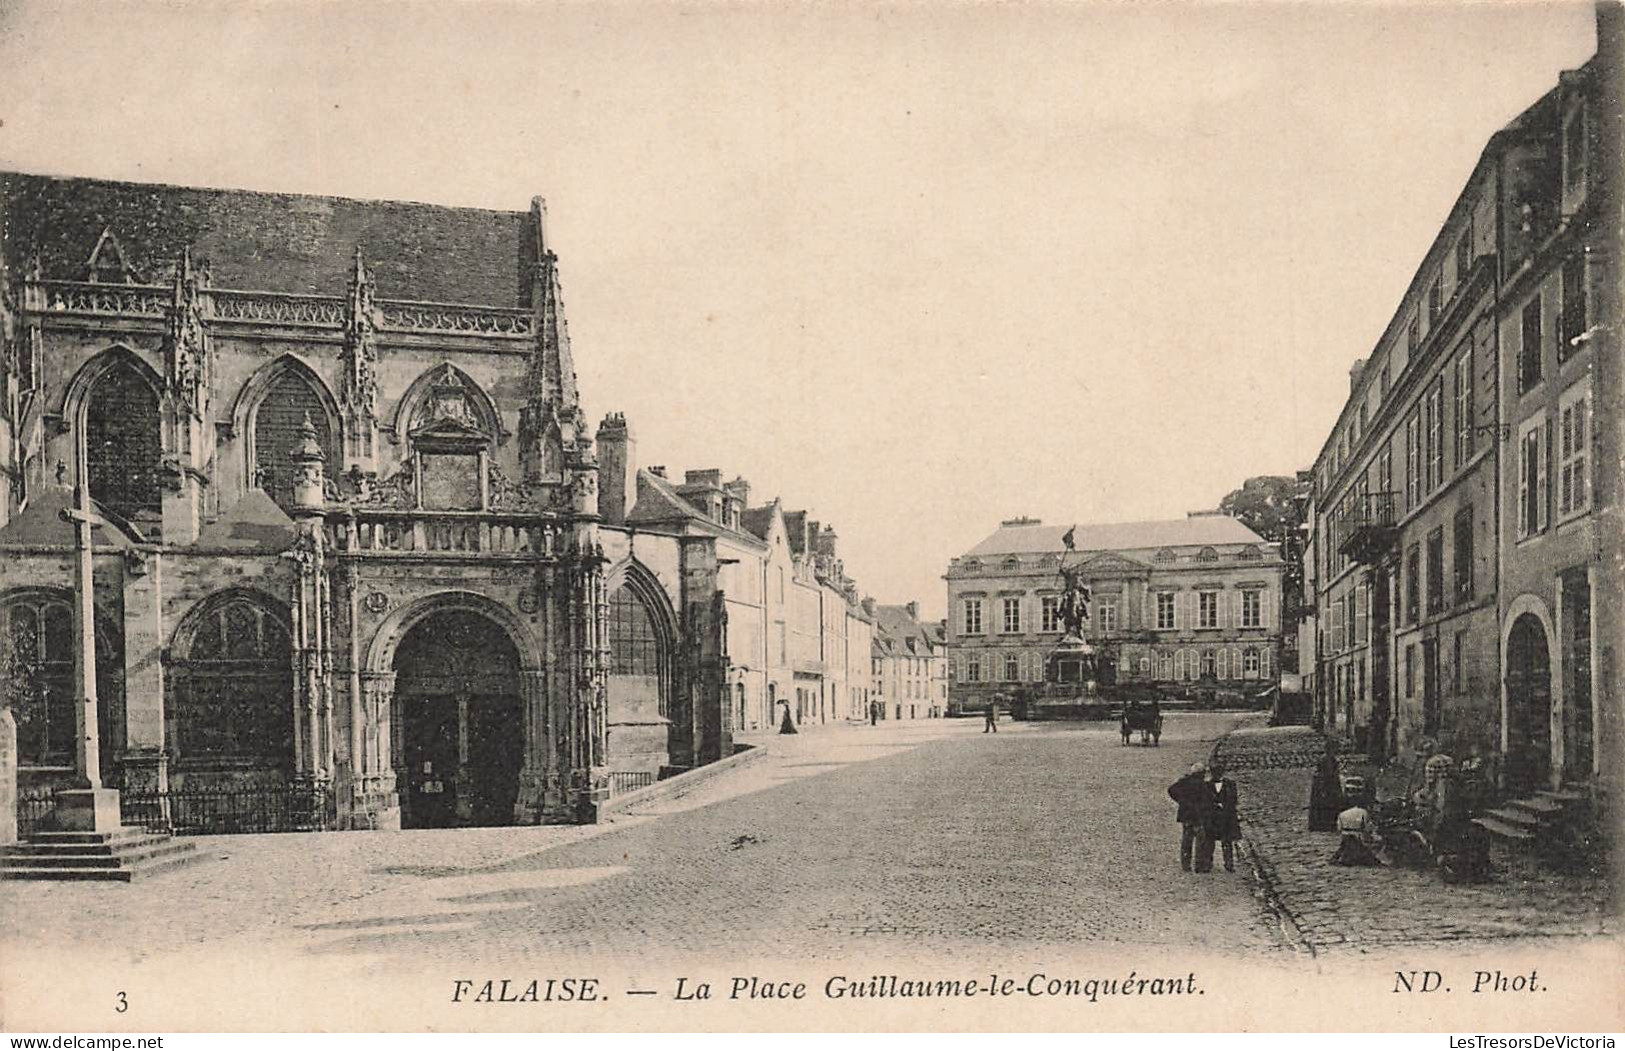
[983,699,999,733]
[1308,749,1343,831]
[1167,762,1209,872]
[1196,760,1240,873]
[870,700,879,726]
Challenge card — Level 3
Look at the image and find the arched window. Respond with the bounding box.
[253,371,339,512]
[1196,546,1219,562]
[1238,545,1263,560]
[1201,649,1216,679]
[0,591,120,768]
[1154,548,1176,563]
[86,358,162,531]
[608,584,668,716]
[169,593,294,764]
[1243,647,1262,678]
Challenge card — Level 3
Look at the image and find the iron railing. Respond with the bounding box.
[606,771,655,797]
[16,781,336,837]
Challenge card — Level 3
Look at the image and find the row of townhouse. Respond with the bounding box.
[1303,18,1621,809]
[944,515,1287,713]
[868,600,949,720]
[599,424,876,735]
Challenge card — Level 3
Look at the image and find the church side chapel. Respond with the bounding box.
[0,172,731,832]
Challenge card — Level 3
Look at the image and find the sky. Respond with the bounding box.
[0,0,1600,620]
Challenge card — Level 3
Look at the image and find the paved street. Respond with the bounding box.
[1,713,1275,972]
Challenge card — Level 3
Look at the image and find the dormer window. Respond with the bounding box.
[85,227,140,284]
[1154,548,1175,563]
[1196,546,1218,563]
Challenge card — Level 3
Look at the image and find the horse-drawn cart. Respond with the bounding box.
[1119,702,1163,746]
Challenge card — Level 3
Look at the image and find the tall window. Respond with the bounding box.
[1156,592,1175,631]
[1003,653,1019,682]
[1241,590,1262,629]
[1454,351,1474,468]
[1380,363,1391,398]
[1519,422,1547,538]
[1353,585,1368,645]
[1405,413,1420,511]
[170,594,293,763]
[1408,314,1421,354]
[85,358,162,531]
[1097,602,1117,633]
[1520,297,1544,394]
[1564,106,1588,193]
[1242,648,1261,678]
[1456,221,1474,279]
[1040,595,1059,633]
[1379,446,1393,496]
[1200,650,1216,679]
[965,655,981,682]
[609,586,663,680]
[1426,378,1444,491]
[1427,272,1443,322]
[254,371,339,513]
[1426,527,1445,615]
[1001,597,1021,634]
[1453,506,1475,604]
[1558,387,1591,518]
[962,598,983,636]
[1198,591,1219,629]
[1560,255,1587,363]
[1454,630,1470,694]
[1405,544,1420,624]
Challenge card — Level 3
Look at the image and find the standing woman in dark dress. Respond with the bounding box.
[1309,750,1343,831]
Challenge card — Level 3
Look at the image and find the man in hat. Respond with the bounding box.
[1168,762,1210,872]
[1197,760,1241,873]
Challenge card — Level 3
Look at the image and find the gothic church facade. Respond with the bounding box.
[0,173,729,830]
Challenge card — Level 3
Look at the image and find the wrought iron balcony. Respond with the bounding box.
[1337,492,1399,565]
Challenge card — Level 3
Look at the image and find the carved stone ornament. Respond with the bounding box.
[164,249,210,419]
[363,591,390,615]
[517,591,539,615]
[341,248,381,420]
[488,463,545,513]
[352,462,415,510]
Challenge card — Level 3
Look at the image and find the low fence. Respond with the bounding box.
[606,771,656,798]
[15,781,336,837]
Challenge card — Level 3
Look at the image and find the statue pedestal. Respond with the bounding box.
[53,788,124,833]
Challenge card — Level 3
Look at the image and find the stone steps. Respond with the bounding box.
[1,827,205,882]
[1472,784,1591,850]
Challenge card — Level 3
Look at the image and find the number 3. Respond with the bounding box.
[115,991,128,1013]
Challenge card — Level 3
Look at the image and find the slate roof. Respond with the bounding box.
[739,502,779,542]
[193,490,300,552]
[962,516,1264,557]
[626,469,707,527]
[872,603,937,656]
[1,171,534,306]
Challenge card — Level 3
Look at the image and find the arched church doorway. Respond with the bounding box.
[393,610,523,828]
[1506,613,1552,794]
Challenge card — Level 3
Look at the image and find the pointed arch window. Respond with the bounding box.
[1,591,121,768]
[85,357,163,532]
[253,371,340,512]
[169,593,294,764]
[608,582,668,717]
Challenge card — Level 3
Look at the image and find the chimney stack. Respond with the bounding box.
[906,600,920,621]
[594,413,635,525]
[1349,357,1367,395]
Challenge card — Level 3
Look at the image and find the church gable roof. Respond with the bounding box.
[1,172,533,306]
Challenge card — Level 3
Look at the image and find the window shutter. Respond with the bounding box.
[1263,588,1273,631]
[1217,648,1229,679]
[1261,647,1272,677]
[1143,588,1153,629]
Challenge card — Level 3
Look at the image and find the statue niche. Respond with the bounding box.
[407,366,495,512]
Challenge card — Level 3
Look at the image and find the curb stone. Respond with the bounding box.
[1211,727,1317,957]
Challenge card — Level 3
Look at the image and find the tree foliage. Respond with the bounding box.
[1218,475,1299,542]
